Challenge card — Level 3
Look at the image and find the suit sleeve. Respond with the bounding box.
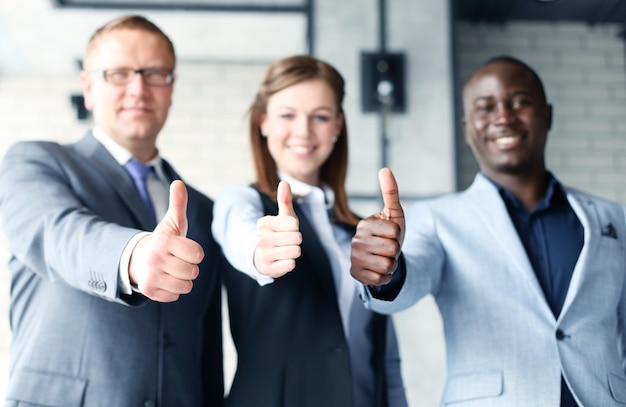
[620,205,626,374]
[0,141,140,303]
[211,184,274,286]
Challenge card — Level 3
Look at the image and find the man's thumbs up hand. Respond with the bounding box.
[129,180,204,302]
[350,168,405,286]
[377,168,406,236]
[254,181,302,278]
[155,179,189,237]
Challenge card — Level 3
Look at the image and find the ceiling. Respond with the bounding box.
[52,0,307,11]
[456,0,626,25]
[51,0,626,25]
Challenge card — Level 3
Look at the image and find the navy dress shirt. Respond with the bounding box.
[498,173,583,407]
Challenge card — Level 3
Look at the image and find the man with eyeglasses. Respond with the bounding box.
[0,15,224,406]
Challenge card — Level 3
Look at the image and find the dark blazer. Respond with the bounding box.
[0,133,223,407]
[224,190,388,407]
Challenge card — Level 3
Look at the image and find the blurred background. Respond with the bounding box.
[1,0,626,405]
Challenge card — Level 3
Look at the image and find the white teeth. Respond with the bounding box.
[494,136,518,146]
[291,146,313,154]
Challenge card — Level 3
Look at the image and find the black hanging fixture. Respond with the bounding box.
[360,0,407,171]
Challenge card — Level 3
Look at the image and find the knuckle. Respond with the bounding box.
[195,247,205,263]
[142,284,157,298]
[190,265,200,279]
[257,217,270,229]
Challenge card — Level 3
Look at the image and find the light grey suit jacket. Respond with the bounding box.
[0,133,223,407]
[362,173,626,406]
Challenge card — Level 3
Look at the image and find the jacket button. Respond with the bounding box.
[88,278,106,292]
[556,329,566,340]
[144,401,155,407]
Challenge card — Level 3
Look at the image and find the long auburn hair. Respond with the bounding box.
[248,55,358,226]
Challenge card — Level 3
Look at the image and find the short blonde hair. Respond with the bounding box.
[83,15,176,69]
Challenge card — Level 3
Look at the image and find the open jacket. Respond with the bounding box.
[362,173,626,406]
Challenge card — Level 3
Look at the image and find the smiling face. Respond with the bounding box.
[260,78,343,186]
[462,60,552,182]
[80,28,175,161]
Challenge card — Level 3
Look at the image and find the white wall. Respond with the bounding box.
[315,0,456,199]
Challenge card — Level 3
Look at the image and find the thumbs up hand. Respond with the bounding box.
[155,179,189,237]
[129,180,204,302]
[254,181,302,278]
[350,168,405,286]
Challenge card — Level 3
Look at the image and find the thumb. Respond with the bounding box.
[156,180,188,237]
[378,167,405,228]
[277,181,297,218]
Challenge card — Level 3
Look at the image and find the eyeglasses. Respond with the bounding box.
[91,68,174,87]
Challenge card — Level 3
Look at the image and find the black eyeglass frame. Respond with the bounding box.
[90,68,175,87]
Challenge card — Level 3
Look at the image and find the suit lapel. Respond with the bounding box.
[160,159,180,183]
[72,132,154,229]
[559,191,594,318]
[464,174,554,319]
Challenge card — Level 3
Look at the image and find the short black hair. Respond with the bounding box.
[477,55,547,102]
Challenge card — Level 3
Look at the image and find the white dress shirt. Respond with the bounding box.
[92,128,169,294]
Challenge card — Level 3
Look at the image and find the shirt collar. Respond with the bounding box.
[487,171,564,214]
[92,128,165,181]
[277,172,335,209]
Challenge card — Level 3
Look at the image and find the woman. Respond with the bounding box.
[212,55,408,407]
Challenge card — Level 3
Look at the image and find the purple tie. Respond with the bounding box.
[124,159,157,226]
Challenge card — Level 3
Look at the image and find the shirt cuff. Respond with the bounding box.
[249,246,275,286]
[119,231,151,295]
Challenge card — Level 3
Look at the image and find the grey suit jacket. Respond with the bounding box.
[0,133,223,407]
[362,173,626,406]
